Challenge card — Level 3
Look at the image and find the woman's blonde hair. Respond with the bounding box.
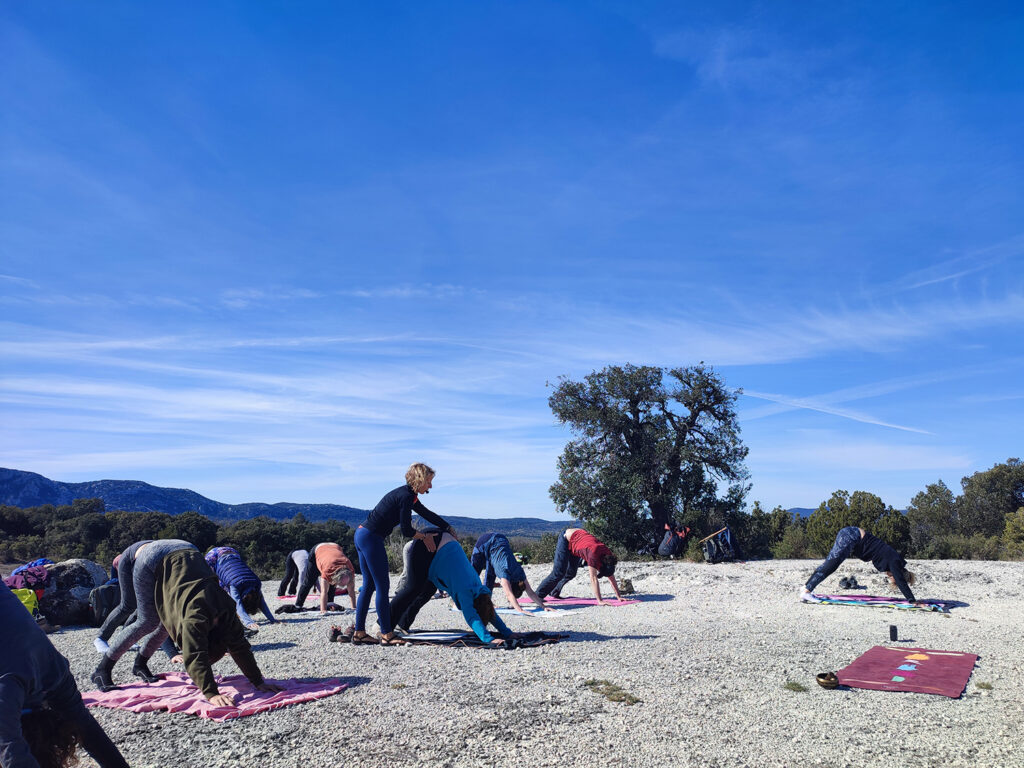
[405,462,435,489]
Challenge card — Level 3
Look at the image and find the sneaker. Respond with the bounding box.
[800,589,821,603]
[94,637,110,654]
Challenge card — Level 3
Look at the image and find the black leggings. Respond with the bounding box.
[278,553,303,596]
[389,532,443,631]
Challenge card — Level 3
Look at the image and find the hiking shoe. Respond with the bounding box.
[839,577,850,589]
[800,589,821,603]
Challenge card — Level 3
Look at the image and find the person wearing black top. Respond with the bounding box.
[800,526,917,603]
[351,463,455,645]
[0,582,129,768]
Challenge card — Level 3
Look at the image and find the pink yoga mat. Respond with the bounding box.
[837,646,978,698]
[541,596,640,606]
[82,673,348,721]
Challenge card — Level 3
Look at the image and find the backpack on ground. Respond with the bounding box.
[88,582,121,627]
[700,526,740,564]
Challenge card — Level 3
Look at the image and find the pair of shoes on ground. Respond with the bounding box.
[838,576,860,589]
[349,630,406,646]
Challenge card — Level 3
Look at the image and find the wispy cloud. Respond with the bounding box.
[742,389,930,434]
[888,233,1024,292]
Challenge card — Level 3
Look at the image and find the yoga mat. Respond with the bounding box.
[449,605,560,617]
[539,596,640,606]
[811,594,952,613]
[82,674,347,721]
[401,630,567,649]
[836,646,978,698]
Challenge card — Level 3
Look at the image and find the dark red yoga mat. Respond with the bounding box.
[837,645,978,698]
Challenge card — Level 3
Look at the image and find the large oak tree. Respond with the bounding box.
[548,363,749,550]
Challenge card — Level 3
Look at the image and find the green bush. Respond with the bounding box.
[772,526,811,559]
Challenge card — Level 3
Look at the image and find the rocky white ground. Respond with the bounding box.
[52,559,1023,768]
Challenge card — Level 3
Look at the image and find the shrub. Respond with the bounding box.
[772,526,811,559]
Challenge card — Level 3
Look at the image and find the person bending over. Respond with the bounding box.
[352,463,456,645]
[471,532,553,614]
[278,549,311,597]
[1,582,129,768]
[91,539,197,691]
[204,546,277,632]
[535,528,622,605]
[391,531,511,644]
[93,539,153,655]
[800,527,917,603]
[294,543,356,614]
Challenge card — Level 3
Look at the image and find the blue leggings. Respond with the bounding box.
[354,526,392,634]
[805,526,861,592]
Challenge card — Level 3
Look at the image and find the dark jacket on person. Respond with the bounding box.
[0,583,128,768]
[362,484,452,538]
[153,549,264,699]
[854,532,915,601]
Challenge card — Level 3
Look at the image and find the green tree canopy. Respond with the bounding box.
[548,363,748,550]
[957,458,1024,537]
[905,480,957,556]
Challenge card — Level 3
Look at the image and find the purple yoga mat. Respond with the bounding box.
[836,646,978,698]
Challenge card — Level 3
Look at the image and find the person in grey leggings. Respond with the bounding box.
[91,539,197,691]
[93,540,153,654]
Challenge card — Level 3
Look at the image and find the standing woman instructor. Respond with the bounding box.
[352,463,456,645]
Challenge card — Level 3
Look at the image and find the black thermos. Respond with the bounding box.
[889,624,898,641]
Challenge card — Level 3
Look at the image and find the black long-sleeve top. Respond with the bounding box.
[0,583,129,768]
[361,484,453,539]
[854,532,916,601]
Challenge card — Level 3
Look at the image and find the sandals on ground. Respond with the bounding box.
[350,631,378,645]
[378,633,406,646]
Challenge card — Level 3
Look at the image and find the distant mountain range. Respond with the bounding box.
[0,467,574,539]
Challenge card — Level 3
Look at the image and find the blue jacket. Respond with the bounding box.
[204,547,275,625]
[471,533,526,589]
[428,542,510,643]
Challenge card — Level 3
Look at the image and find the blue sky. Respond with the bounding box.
[1,2,1022,520]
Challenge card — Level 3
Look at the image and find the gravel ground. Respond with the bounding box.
[52,559,1024,768]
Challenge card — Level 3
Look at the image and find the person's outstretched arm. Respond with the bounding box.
[46,674,130,768]
[347,579,357,609]
[229,585,258,629]
[319,577,330,614]
[498,578,524,613]
[522,580,554,611]
[258,593,277,623]
[606,574,623,601]
[588,566,606,604]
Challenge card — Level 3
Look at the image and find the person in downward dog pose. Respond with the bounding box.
[204,546,277,632]
[352,463,456,645]
[93,540,152,654]
[293,542,357,613]
[91,539,197,690]
[390,530,512,644]
[471,532,553,614]
[800,526,918,603]
[278,549,312,597]
[535,528,623,604]
[1,582,130,768]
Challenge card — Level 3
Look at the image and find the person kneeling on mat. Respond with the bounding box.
[800,526,918,604]
[471,532,553,614]
[1,582,129,768]
[389,530,512,645]
[535,528,622,605]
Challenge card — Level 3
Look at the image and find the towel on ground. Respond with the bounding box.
[81,673,347,721]
[400,630,568,649]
